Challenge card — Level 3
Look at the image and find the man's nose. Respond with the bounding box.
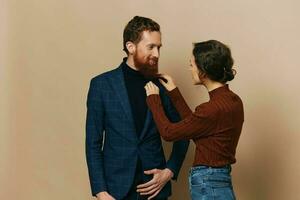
[152,48,160,58]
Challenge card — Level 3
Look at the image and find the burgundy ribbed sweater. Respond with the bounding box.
[146,85,244,167]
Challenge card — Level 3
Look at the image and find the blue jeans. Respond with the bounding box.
[188,165,236,200]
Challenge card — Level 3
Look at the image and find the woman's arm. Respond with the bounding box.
[167,88,192,119]
[146,94,216,141]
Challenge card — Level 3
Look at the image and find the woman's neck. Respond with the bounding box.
[203,80,225,92]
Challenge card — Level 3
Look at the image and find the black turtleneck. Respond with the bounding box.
[122,59,149,136]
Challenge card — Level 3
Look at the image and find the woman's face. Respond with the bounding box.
[189,55,203,85]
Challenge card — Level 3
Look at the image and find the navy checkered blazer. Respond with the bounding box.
[86,63,189,200]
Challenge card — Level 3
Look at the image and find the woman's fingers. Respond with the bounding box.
[159,79,167,87]
[144,81,159,96]
[160,74,172,81]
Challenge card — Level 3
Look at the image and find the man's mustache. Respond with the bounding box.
[149,57,158,62]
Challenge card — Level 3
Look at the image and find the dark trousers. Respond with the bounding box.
[125,184,168,200]
[123,159,168,200]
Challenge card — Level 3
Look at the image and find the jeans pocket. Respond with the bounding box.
[190,173,207,186]
[190,184,213,200]
[212,187,236,200]
[189,172,235,200]
[204,174,232,188]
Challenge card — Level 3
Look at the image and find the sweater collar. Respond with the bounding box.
[121,57,144,77]
[209,84,230,99]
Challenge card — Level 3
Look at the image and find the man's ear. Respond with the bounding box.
[126,41,136,55]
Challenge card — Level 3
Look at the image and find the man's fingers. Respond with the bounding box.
[137,168,159,189]
[137,182,158,193]
[140,186,160,196]
[136,179,155,189]
[148,189,161,200]
[144,169,157,175]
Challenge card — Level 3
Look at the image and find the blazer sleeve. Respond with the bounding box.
[85,78,107,196]
[159,86,190,180]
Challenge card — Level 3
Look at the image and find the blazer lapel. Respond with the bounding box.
[139,109,156,140]
[108,65,136,129]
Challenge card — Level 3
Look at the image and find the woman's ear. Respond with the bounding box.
[198,70,207,82]
[198,68,204,78]
[126,41,136,55]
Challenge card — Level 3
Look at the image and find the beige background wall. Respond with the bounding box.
[1,0,300,199]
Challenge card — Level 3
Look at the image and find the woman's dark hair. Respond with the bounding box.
[123,16,160,54]
[192,40,236,83]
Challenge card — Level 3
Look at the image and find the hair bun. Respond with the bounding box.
[223,68,236,82]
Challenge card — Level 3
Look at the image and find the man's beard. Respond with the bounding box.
[133,54,159,79]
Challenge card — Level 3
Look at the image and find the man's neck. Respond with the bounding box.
[126,56,138,71]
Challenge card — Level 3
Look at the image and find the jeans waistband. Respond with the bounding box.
[190,165,232,176]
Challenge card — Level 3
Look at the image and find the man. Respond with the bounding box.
[86,16,189,200]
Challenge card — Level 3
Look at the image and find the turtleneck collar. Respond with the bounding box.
[208,84,230,99]
[121,57,145,77]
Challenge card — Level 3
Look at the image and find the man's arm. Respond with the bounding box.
[86,78,108,197]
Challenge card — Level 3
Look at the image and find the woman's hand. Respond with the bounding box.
[158,74,176,91]
[145,81,159,96]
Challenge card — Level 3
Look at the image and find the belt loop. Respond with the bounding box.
[208,166,212,174]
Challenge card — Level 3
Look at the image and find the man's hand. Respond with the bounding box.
[136,168,174,200]
[96,191,115,200]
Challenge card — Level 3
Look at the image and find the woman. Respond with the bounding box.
[144,40,244,200]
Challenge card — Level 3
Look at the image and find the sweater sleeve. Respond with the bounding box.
[158,87,189,180]
[146,94,217,141]
[167,88,192,119]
